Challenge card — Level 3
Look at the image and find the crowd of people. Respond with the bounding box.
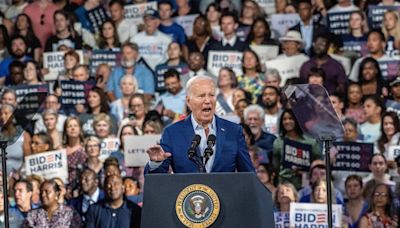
[0,0,399,227]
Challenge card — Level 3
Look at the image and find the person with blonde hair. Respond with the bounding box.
[382,10,400,50]
[93,113,114,139]
[274,182,298,212]
[110,75,139,125]
[84,136,104,174]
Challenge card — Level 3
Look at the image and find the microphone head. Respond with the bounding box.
[193,134,201,145]
[207,134,216,145]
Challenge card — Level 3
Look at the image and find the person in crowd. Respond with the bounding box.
[234,98,250,124]
[34,94,67,133]
[245,17,277,46]
[0,25,10,63]
[1,88,17,107]
[9,179,36,227]
[244,105,276,163]
[274,182,298,212]
[363,154,395,198]
[23,0,58,48]
[343,175,369,228]
[173,0,198,17]
[342,117,360,142]
[53,177,67,205]
[74,0,101,34]
[110,75,139,125]
[146,75,255,173]
[344,82,365,124]
[26,175,42,208]
[142,119,163,135]
[206,3,223,41]
[95,63,111,90]
[342,11,369,45]
[382,10,400,51]
[187,51,210,78]
[42,109,63,149]
[108,0,138,43]
[289,0,327,54]
[389,77,400,103]
[85,175,142,228]
[57,50,80,82]
[377,111,400,175]
[13,14,41,62]
[158,0,186,45]
[360,95,383,143]
[23,179,82,227]
[69,168,104,223]
[310,180,336,204]
[30,132,53,154]
[328,0,359,13]
[97,19,121,51]
[209,12,248,52]
[256,163,276,193]
[71,64,90,82]
[260,86,282,136]
[5,0,28,21]
[237,0,263,41]
[183,15,215,61]
[124,177,143,206]
[45,10,82,52]
[22,60,42,85]
[106,42,155,101]
[83,136,104,174]
[120,94,148,134]
[356,57,386,97]
[131,9,172,71]
[237,49,264,99]
[103,158,123,180]
[359,183,398,227]
[264,69,281,88]
[93,113,116,141]
[330,93,345,120]
[272,109,321,189]
[8,61,26,86]
[299,33,347,95]
[215,67,237,116]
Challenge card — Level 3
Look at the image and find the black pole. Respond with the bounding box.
[0,140,9,228]
[320,134,334,228]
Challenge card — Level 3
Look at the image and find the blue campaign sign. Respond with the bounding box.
[87,6,108,34]
[154,63,189,92]
[327,11,355,35]
[332,141,373,172]
[12,84,49,113]
[89,50,121,75]
[343,41,367,55]
[378,60,400,82]
[60,80,95,109]
[386,99,400,119]
[283,139,312,171]
[368,5,400,29]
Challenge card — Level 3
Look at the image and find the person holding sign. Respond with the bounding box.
[377,112,400,174]
[145,75,254,173]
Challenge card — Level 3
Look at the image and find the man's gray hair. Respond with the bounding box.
[265,68,281,81]
[243,104,265,120]
[186,75,216,97]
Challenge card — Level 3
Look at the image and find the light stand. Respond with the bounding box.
[0,140,9,228]
[320,134,335,228]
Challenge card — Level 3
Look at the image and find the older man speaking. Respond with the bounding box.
[145,76,254,173]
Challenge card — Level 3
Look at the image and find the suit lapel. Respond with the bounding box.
[212,116,225,171]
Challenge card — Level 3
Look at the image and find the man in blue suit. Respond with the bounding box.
[145,75,255,173]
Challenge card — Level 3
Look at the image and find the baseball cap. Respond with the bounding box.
[390,77,400,87]
[143,9,160,20]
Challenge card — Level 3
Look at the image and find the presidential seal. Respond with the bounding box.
[176,184,220,228]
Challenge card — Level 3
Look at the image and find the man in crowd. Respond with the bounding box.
[260,86,282,136]
[146,75,254,173]
[187,52,210,79]
[9,179,35,227]
[85,175,141,228]
[72,64,90,82]
[109,0,138,43]
[158,0,186,44]
[34,94,67,133]
[243,104,276,163]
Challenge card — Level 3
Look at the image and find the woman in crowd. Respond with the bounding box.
[360,95,383,143]
[183,15,214,61]
[97,19,121,51]
[216,67,237,116]
[237,49,265,100]
[120,94,148,135]
[58,50,80,81]
[234,98,250,124]
[53,177,66,205]
[378,111,400,155]
[23,179,81,227]
[245,17,277,46]
[345,82,365,124]
[256,163,276,193]
[311,180,336,204]
[274,182,298,212]
[26,175,42,208]
[30,132,53,154]
[1,88,17,107]
[93,113,116,140]
[110,75,139,125]
[22,60,42,85]
[238,0,263,41]
[84,136,104,175]
[382,10,400,50]
[0,25,9,62]
[13,14,41,62]
[43,109,62,149]
[343,175,368,228]
[272,109,321,189]
[155,42,189,82]
[206,3,223,41]
[356,57,386,97]
[359,183,397,227]
[342,11,368,44]
[142,119,163,135]
[342,117,360,142]
[124,177,143,206]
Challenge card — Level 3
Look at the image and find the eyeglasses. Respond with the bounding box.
[40,14,45,26]
[374,192,388,198]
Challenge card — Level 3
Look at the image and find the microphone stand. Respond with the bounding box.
[0,140,9,228]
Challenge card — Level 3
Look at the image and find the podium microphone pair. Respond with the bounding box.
[187,134,216,171]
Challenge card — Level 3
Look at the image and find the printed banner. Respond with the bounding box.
[368,5,400,29]
[343,41,367,55]
[290,203,342,227]
[154,64,190,91]
[124,134,161,167]
[327,11,355,35]
[265,55,304,86]
[174,14,198,37]
[250,44,279,63]
[60,80,95,108]
[124,2,158,23]
[388,145,400,161]
[43,50,84,81]
[87,6,108,34]
[256,0,276,15]
[25,149,68,183]
[378,60,400,81]
[12,84,49,113]
[207,51,243,77]
[386,99,400,119]
[282,139,312,171]
[332,142,373,172]
[274,212,290,228]
[270,14,300,38]
[89,50,121,75]
[99,138,120,161]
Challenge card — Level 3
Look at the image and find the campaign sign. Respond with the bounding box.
[12,84,49,113]
[342,41,367,55]
[25,149,68,183]
[87,6,108,34]
[270,14,300,38]
[368,5,400,29]
[332,142,373,172]
[282,139,312,171]
[207,51,243,77]
[250,44,279,63]
[274,212,290,228]
[386,99,400,119]
[60,80,95,108]
[124,2,157,23]
[174,14,198,37]
[89,50,121,75]
[124,134,161,167]
[155,64,190,91]
[99,138,120,161]
[43,50,84,81]
[256,0,276,15]
[388,145,400,161]
[378,60,400,81]
[265,55,304,86]
[290,203,342,228]
[327,11,355,35]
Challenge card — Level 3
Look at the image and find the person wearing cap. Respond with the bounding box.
[389,76,400,103]
[158,0,187,45]
[131,8,172,71]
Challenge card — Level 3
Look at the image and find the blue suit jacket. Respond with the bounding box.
[145,115,255,173]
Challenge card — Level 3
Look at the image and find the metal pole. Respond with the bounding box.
[320,135,334,228]
[0,141,9,228]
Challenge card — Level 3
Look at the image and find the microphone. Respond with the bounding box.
[188,135,201,159]
[204,134,216,160]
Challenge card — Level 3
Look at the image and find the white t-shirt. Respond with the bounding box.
[327,4,359,13]
[360,121,381,143]
[117,18,138,44]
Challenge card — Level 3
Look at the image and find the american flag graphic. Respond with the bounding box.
[297,148,303,158]
[316,213,326,223]
[46,154,55,162]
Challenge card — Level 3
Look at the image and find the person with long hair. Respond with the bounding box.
[0,25,10,62]
[215,67,237,116]
[155,42,189,82]
[110,75,139,125]
[377,112,400,175]
[119,94,148,135]
[274,182,298,212]
[245,17,278,45]
[13,14,41,62]
[342,11,369,44]
[42,109,63,149]
[345,82,366,124]
[22,60,42,85]
[256,163,276,193]
[238,0,264,41]
[205,3,223,41]
[84,136,103,174]
[237,49,265,100]
[356,57,387,97]
[382,10,400,51]
[97,19,121,50]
